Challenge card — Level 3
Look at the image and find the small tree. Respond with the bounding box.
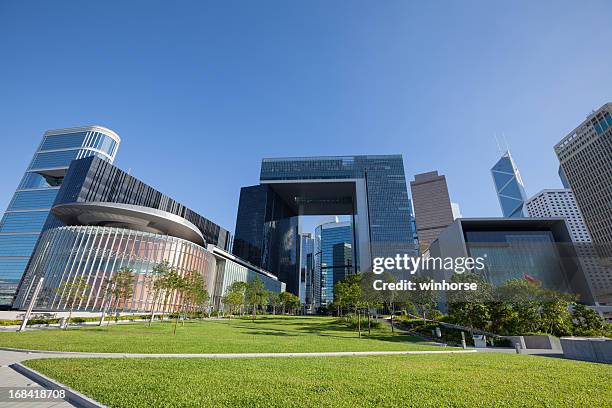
[409,276,438,321]
[100,267,136,326]
[269,292,281,315]
[148,261,171,325]
[55,277,91,329]
[222,281,247,317]
[245,278,266,322]
[279,291,298,315]
[283,292,301,315]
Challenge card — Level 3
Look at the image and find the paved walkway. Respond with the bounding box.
[0,350,74,407]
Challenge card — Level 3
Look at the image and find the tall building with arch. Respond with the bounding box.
[0,126,120,307]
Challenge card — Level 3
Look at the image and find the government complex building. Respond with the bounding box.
[1,107,609,314]
[232,155,419,296]
[1,127,284,313]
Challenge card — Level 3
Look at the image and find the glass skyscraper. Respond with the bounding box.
[233,155,417,295]
[299,232,314,308]
[0,126,120,307]
[315,219,353,306]
[491,151,527,218]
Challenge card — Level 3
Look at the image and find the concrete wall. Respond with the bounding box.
[502,336,526,349]
[560,337,612,364]
[523,335,562,351]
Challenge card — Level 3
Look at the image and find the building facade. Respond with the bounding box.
[410,171,455,253]
[526,189,612,304]
[13,156,282,313]
[428,218,594,305]
[555,103,612,258]
[491,151,528,218]
[233,155,417,295]
[315,220,353,306]
[0,126,120,308]
[526,190,592,242]
[299,233,315,308]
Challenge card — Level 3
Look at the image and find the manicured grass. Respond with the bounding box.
[0,316,438,353]
[24,353,612,407]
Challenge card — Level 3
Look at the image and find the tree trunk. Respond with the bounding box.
[357,308,361,338]
[149,291,160,327]
[173,306,181,335]
[367,311,371,335]
[66,308,73,330]
[390,303,395,334]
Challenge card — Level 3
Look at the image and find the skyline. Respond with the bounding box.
[1,1,612,233]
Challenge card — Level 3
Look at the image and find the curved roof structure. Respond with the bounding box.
[51,202,205,246]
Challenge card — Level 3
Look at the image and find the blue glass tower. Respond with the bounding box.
[0,126,120,307]
[491,151,527,218]
[315,219,353,306]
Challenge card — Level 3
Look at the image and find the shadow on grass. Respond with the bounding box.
[244,330,299,337]
[225,318,425,345]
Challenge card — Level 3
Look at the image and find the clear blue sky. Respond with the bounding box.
[1,1,611,234]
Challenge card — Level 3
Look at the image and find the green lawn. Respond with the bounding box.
[0,316,439,353]
[24,353,612,408]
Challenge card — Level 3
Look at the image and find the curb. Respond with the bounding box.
[10,362,106,408]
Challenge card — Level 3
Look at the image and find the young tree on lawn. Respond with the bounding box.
[245,277,267,321]
[222,281,247,317]
[163,270,186,335]
[283,292,301,315]
[148,261,171,325]
[55,277,91,329]
[269,292,281,315]
[279,291,294,315]
[108,267,136,323]
[375,272,398,333]
[409,276,438,321]
[359,272,385,335]
[183,270,210,319]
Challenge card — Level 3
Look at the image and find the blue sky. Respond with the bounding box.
[1,1,611,234]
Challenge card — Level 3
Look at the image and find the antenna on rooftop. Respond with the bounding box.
[501,132,510,153]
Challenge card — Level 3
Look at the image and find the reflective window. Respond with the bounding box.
[29,150,80,170]
[0,211,49,233]
[40,132,88,150]
[18,172,63,189]
[0,235,39,257]
[0,259,29,279]
[8,189,58,210]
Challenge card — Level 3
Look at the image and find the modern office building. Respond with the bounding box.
[526,190,592,243]
[491,151,528,218]
[526,189,612,304]
[428,218,594,304]
[314,219,353,306]
[558,166,570,189]
[299,233,315,309]
[43,155,231,250]
[233,155,418,295]
[0,126,120,308]
[410,171,455,253]
[14,156,283,313]
[555,103,612,258]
